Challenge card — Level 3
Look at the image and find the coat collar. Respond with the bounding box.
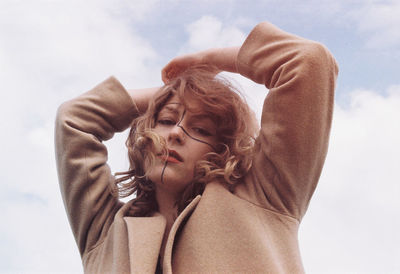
[123,213,166,273]
[121,195,201,274]
[162,195,201,274]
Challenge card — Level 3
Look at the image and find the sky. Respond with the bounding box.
[0,0,399,273]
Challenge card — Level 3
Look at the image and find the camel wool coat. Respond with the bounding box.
[55,22,338,273]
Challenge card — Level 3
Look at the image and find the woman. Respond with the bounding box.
[55,22,338,273]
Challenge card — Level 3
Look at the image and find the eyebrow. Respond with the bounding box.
[159,103,181,115]
[159,104,216,127]
[189,114,217,130]
[190,114,214,120]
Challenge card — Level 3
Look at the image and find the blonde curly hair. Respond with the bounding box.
[115,66,258,216]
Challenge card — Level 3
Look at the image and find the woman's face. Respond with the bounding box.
[146,95,218,194]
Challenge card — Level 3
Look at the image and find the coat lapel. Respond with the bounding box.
[163,195,201,274]
[123,213,166,273]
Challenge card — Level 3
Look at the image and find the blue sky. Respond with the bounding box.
[1,0,399,273]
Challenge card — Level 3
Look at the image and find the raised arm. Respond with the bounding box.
[55,76,159,256]
[236,22,338,220]
[162,22,338,221]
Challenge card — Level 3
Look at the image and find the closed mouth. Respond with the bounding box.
[167,149,183,162]
[157,149,183,163]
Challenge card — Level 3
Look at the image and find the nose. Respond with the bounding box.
[167,124,186,145]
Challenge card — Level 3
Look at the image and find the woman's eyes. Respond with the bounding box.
[157,118,214,137]
[192,127,212,136]
[157,119,176,125]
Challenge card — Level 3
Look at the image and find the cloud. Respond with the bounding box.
[103,0,161,22]
[0,0,161,272]
[0,0,160,96]
[179,15,247,53]
[300,86,400,273]
[349,1,400,51]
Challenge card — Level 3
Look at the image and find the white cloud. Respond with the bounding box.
[0,0,160,96]
[180,15,247,53]
[349,1,400,51]
[300,86,400,273]
[1,195,83,273]
[0,0,160,272]
[104,0,161,21]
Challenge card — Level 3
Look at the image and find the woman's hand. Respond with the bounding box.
[162,51,211,83]
[161,47,240,84]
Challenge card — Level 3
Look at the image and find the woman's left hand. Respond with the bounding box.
[161,51,209,84]
[161,47,240,84]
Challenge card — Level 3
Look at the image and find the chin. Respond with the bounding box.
[148,167,192,192]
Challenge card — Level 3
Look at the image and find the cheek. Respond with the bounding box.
[144,158,166,184]
[188,143,214,163]
[151,127,164,139]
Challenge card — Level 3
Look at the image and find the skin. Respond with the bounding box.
[146,96,218,198]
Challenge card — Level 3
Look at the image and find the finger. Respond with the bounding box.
[162,68,177,84]
[161,68,168,84]
[162,64,174,83]
[161,60,173,82]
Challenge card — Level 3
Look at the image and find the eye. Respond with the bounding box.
[157,119,176,126]
[192,127,212,137]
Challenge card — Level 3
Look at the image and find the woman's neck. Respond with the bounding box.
[155,187,179,267]
[155,187,178,226]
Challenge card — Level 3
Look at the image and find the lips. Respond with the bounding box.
[168,149,183,161]
[159,149,183,163]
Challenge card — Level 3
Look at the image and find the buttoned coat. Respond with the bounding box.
[55,22,338,273]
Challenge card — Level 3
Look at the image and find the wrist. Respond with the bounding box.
[205,47,239,73]
[127,87,161,114]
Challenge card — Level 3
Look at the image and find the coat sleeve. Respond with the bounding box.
[235,22,338,220]
[55,76,139,256]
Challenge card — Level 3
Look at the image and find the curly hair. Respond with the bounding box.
[114,66,258,216]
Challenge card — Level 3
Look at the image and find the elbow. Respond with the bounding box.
[291,41,339,99]
[54,99,79,143]
[55,101,70,132]
[270,41,339,92]
[301,41,339,80]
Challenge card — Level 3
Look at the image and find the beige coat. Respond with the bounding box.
[55,22,338,273]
